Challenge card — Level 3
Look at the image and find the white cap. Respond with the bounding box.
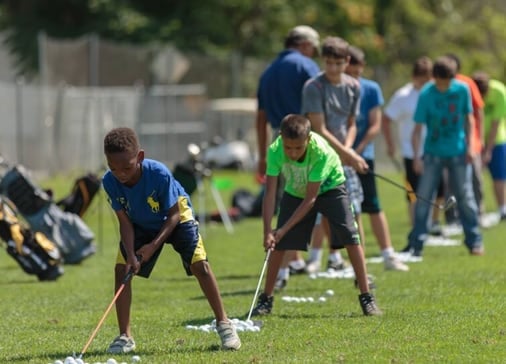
[288,25,320,48]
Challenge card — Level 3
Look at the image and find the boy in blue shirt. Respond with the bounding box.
[102,127,241,353]
[405,56,483,256]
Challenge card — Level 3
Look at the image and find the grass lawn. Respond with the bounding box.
[0,169,505,363]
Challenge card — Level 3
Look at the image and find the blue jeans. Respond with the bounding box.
[407,154,482,252]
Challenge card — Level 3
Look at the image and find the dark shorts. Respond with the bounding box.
[358,159,382,213]
[116,220,207,278]
[404,158,445,202]
[275,185,361,251]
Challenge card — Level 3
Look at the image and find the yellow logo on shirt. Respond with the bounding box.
[147,191,160,213]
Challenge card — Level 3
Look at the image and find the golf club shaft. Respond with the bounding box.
[372,172,444,210]
[79,269,134,358]
[247,249,271,322]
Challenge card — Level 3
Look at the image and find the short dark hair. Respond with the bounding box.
[472,71,490,96]
[432,56,456,79]
[280,114,311,139]
[348,45,365,65]
[445,53,461,71]
[412,56,433,77]
[104,127,140,155]
[321,37,349,59]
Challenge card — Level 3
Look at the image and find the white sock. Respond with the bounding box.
[381,247,395,259]
[328,251,343,263]
[290,259,306,270]
[277,267,289,280]
[309,248,323,263]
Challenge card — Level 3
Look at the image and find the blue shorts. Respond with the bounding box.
[275,185,361,251]
[488,143,506,180]
[116,220,207,278]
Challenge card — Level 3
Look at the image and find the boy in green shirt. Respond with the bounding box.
[251,114,381,316]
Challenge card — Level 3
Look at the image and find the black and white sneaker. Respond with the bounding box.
[358,292,383,316]
[251,293,274,316]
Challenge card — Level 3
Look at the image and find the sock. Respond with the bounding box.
[381,247,394,259]
[309,248,323,263]
[277,267,289,280]
[328,251,343,263]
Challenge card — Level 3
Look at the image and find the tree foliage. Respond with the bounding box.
[0,0,505,87]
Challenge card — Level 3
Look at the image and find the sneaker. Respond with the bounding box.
[305,259,322,274]
[470,246,484,256]
[429,222,442,236]
[354,274,377,290]
[358,292,383,316]
[107,334,136,354]
[251,293,274,316]
[274,277,287,291]
[327,259,347,271]
[288,260,306,275]
[384,255,409,271]
[216,320,241,350]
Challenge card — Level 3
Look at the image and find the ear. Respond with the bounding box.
[137,149,145,163]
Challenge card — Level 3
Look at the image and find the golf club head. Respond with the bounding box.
[444,196,457,211]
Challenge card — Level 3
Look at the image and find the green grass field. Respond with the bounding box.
[1,170,505,363]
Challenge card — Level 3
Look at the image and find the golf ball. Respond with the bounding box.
[318,296,327,302]
[132,355,141,362]
[106,359,118,364]
[325,289,334,296]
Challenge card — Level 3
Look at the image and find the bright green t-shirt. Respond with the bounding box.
[266,131,346,198]
[484,79,506,144]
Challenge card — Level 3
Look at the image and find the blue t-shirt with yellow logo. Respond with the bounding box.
[103,159,194,233]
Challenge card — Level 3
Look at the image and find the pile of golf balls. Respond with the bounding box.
[185,318,261,332]
[308,267,355,279]
[281,289,334,303]
[51,355,140,364]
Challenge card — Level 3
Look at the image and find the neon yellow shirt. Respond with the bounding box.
[266,131,345,198]
[484,79,506,144]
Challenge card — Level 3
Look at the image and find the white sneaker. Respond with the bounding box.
[305,259,321,274]
[107,334,136,354]
[384,255,409,271]
[216,320,241,350]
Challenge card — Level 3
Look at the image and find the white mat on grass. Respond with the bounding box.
[308,266,356,279]
[425,235,460,246]
[481,212,500,228]
[367,253,423,264]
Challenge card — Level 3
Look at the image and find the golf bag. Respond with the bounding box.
[0,196,63,281]
[56,173,101,217]
[0,165,96,264]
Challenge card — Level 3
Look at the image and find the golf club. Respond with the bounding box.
[246,249,272,323]
[372,172,457,211]
[76,268,135,359]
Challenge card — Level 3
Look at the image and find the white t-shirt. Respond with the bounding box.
[384,82,426,159]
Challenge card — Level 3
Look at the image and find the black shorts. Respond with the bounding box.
[358,159,382,213]
[275,184,361,251]
[117,220,207,278]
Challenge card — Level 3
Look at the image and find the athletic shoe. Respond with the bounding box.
[216,320,241,350]
[305,259,322,274]
[470,246,485,256]
[274,277,287,291]
[358,292,383,316]
[107,334,136,354]
[288,260,306,275]
[384,255,409,271]
[327,259,347,271]
[429,221,442,236]
[251,293,274,316]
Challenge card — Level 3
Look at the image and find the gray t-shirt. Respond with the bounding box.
[302,72,361,143]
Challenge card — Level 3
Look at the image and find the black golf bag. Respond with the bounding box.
[56,173,101,217]
[0,196,63,281]
[0,165,96,264]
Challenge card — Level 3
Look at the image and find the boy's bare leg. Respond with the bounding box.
[191,260,227,322]
[114,264,132,336]
[263,250,285,296]
[345,244,369,294]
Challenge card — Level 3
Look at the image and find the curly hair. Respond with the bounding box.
[103,127,140,155]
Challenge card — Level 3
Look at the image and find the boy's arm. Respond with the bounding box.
[465,112,475,163]
[262,175,278,250]
[308,112,368,173]
[381,113,396,158]
[354,106,381,155]
[136,203,180,262]
[411,123,423,175]
[115,210,141,274]
[274,181,320,243]
[344,115,357,148]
